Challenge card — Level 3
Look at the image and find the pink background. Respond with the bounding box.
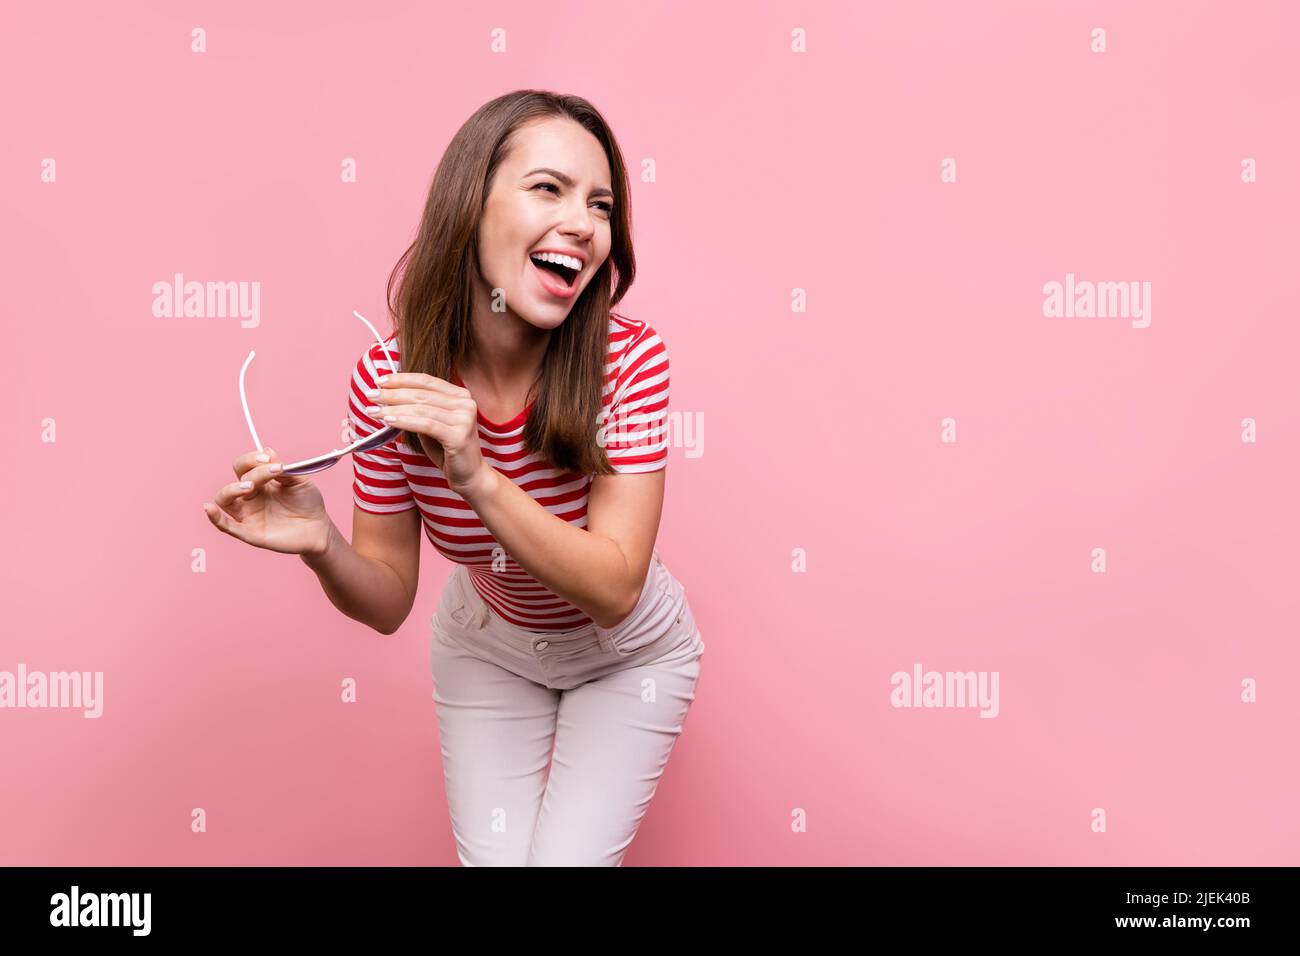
[2,0,1297,865]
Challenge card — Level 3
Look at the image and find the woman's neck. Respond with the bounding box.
[460,308,550,397]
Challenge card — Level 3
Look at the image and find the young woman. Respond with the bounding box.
[203,90,704,866]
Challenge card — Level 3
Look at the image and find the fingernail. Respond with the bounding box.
[376,376,390,386]
[255,453,270,463]
[239,480,252,489]
[270,463,283,472]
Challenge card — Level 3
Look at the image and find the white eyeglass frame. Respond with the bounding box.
[239,309,400,476]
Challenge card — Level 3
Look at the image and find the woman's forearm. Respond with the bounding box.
[457,467,637,628]
[299,521,410,635]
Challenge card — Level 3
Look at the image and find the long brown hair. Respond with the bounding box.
[384,89,636,476]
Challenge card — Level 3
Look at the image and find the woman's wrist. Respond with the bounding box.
[453,464,501,506]
[301,520,341,569]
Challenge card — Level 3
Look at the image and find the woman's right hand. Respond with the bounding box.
[202,448,332,556]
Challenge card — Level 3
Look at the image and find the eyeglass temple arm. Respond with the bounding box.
[238,309,399,453]
[352,309,397,375]
[239,350,265,452]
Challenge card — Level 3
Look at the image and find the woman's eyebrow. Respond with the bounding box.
[523,166,614,200]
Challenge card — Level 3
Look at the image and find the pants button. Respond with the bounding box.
[535,640,549,650]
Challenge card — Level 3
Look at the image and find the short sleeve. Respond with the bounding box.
[601,323,670,474]
[349,340,416,514]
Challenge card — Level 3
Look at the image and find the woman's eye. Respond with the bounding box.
[533,182,613,215]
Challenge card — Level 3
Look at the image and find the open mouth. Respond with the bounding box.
[529,253,580,289]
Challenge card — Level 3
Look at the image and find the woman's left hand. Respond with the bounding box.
[364,373,490,497]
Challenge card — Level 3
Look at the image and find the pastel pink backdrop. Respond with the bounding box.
[2,0,1297,865]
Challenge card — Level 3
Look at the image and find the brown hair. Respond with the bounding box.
[384,89,636,476]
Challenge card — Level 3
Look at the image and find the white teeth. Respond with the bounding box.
[530,251,582,272]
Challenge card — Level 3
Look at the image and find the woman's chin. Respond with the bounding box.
[518,295,577,326]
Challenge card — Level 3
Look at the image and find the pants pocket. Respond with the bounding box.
[596,553,689,657]
[436,567,488,635]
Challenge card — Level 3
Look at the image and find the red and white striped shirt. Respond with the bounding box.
[348,314,670,632]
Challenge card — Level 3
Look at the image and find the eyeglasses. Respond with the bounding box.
[239,309,400,476]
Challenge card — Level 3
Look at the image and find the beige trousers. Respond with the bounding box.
[429,551,705,866]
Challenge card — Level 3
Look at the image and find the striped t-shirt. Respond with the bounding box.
[348,313,670,632]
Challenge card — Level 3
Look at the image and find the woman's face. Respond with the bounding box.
[475,116,615,329]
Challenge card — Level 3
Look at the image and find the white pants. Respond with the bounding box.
[429,551,705,866]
